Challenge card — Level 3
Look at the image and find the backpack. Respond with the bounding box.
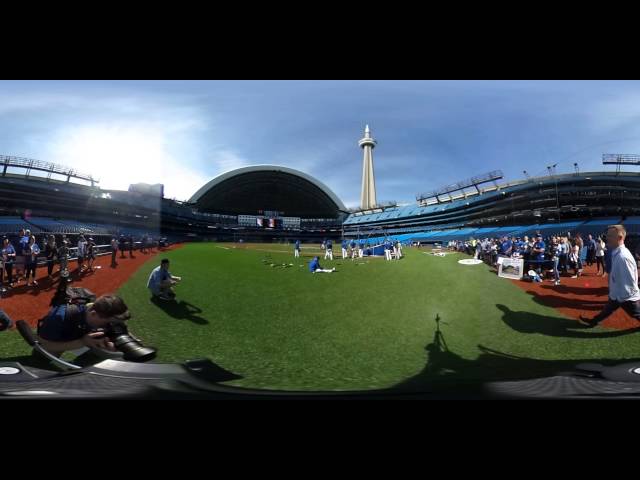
[66,287,97,305]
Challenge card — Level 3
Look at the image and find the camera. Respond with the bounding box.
[103,322,157,362]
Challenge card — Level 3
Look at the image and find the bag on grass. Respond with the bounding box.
[65,287,97,305]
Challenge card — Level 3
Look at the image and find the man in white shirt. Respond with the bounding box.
[579,225,640,327]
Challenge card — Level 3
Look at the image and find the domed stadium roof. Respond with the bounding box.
[189,165,347,217]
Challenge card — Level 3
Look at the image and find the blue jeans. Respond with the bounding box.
[553,257,560,282]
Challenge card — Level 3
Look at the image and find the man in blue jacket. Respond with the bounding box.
[309,256,335,273]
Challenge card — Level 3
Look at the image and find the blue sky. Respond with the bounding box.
[2,80,640,207]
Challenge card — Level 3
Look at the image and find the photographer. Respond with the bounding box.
[37,293,130,356]
[147,258,181,300]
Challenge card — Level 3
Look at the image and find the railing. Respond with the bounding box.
[0,155,97,183]
[416,170,503,202]
[17,242,159,267]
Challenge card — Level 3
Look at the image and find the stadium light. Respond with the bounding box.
[602,153,640,174]
[545,164,560,222]
[416,170,503,203]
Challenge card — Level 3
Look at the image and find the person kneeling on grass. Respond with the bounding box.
[309,256,335,273]
[147,258,182,300]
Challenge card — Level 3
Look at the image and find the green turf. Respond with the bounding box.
[3,243,640,392]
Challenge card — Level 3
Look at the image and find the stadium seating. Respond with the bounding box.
[0,217,41,234]
[345,216,631,248]
[621,217,640,234]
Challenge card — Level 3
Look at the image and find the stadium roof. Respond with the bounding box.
[189,165,347,217]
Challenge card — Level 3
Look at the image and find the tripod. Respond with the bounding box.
[434,314,449,353]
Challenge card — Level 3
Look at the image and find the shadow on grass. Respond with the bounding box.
[2,353,57,370]
[393,313,640,392]
[150,297,209,325]
[529,294,606,312]
[496,304,640,338]
[538,283,610,297]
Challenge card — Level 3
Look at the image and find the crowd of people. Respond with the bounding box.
[302,237,405,272]
[448,229,640,288]
[456,232,611,285]
[317,238,403,261]
[0,229,164,293]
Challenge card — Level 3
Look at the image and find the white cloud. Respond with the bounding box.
[44,122,214,201]
[210,149,252,174]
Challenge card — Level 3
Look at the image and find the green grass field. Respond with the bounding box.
[4,243,640,392]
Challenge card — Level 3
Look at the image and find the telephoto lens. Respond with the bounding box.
[105,322,157,362]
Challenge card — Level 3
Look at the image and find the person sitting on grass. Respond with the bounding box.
[147,258,182,300]
[309,256,335,273]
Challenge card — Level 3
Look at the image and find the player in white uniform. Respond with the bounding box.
[324,239,333,260]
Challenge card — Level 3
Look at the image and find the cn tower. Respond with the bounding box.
[359,125,377,210]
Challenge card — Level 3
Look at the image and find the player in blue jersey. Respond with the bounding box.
[324,239,333,260]
[309,256,335,273]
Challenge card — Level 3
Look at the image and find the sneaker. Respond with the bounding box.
[578,316,597,328]
[571,275,578,279]
[32,280,38,286]
[554,280,560,286]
